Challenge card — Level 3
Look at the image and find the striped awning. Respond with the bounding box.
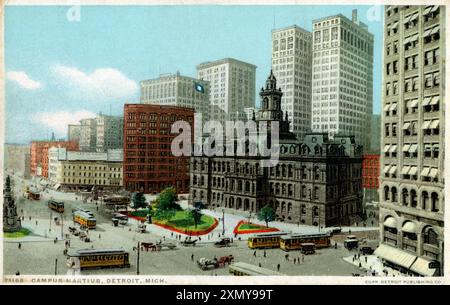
[410,257,438,277]
[383,165,391,174]
[403,144,411,152]
[422,97,432,106]
[384,144,391,153]
[421,167,431,177]
[389,166,397,175]
[409,99,418,108]
[402,166,411,175]
[409,144,418,153]
[430,96,440,105]
[389,145,398,153]
[430,120,440,129]
[408,166,418,176]
[422,120,431,129]
[375,244,416,270]
[403,122,411,130]
[429,168,438,178]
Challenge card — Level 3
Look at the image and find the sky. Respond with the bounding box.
[4,5,384,144]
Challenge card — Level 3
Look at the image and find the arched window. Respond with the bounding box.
[422,191,429,210]
[431,192,439,212]
[410,189,417,207]
[313,206,319,217]
[391,187,398,202]
[423,227,439,246]
[384,186,390,201]
[402,188,409,206]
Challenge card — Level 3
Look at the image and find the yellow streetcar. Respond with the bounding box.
[279,232,331,251]
[66,249,130,270]
[247,232,288,249]
[73,210,96,229]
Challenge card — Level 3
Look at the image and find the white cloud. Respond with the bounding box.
[7,71,42,90]
[51,65,138,101]
[32,110,96,136]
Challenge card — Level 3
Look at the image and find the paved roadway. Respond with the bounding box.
[4,174,371,276]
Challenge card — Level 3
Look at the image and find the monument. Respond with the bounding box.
[3,175,22,232]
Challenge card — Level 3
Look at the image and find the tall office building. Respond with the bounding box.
[96,114,124,152]
[197,58,256,123]
[311,10,374,151]
[271,26,312,140]
[376,5,444,276]
[68,118,97,152]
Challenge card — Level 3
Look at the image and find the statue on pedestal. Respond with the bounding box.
[3,176,22,233]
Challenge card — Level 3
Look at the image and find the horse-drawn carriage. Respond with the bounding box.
[140,241,177,252]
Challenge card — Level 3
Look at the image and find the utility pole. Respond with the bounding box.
[137,242,140,275]
[61,214,64,240]
[222,209,225,236]
[54,258,58,275]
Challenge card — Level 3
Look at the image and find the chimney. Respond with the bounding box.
[352,9,358,23]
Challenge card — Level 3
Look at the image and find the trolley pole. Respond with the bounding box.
[137,242,140,275]
[54,258,58,275]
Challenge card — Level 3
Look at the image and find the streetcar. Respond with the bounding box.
[27,189,41,200]
[73,210,97,229]
[66,248,130,270]
[229,262,283,276]
[247,232,288,249]
[48,200,65,213]
[279,232,331,251]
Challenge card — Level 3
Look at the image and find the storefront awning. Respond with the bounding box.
[383,165,391,174]
[403,144,411,152]
[383,217,397,228]
[402,222,417,233]
[375,244,416,270]
[389,145,398,153]
[410,257,438,277]
[384,144,391,153]
[403,122,411,130]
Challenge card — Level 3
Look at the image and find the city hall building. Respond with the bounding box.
[189,71,364,227]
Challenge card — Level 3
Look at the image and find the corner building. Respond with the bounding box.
[190,71,363,227]
[377,5,445,276]
[123,104,194,194]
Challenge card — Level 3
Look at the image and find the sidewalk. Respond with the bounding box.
[343,254,404,277]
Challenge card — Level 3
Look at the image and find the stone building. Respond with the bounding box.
[311,9,374,151]
[189,71,363,227]
[68,118,97,152]
[376,5,444,277]
[30,140,79,177]
[4,144,30,177]
[48,147,123,191]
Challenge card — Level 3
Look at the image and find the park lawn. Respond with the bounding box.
[3,228,31,238]
[234,220,279,234]
[130,209,151,218]
[154,210,216,232]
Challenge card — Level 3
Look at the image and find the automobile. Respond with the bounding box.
[214,237,231,247]
[344,236,359,250]
[197,257,219,270]
[360,246,374,255]
[300,243,316,255]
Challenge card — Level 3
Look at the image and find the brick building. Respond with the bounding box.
[123,104,194,194]
[362,154,380,204]
[30,140,79,177]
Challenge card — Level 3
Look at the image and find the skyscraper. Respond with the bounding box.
[95,114,124,152]
[197,58,256,123]
[376,5,444,277]
[271,25,312,140]
[311,10,374,151]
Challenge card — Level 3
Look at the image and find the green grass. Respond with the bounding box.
[240,223,267,230]
[4,228,31,238]
[156,210,216,231]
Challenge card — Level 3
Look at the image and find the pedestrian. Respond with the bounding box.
[253,250,257,257]
[199,236,201,241]
[335,242,337,249]
[191,253,194,261]
[35,220,38,226]
[259,263,262,268]
[263,250,266,258]
[15,271,20,276]
[99,234,101,239]
[277,264,280,272]
[29,216,31,221]
[359,262,362,268]
[171,232,173,237]
[302,255,304,263]
[365,257,368,264]
[293,258,296,264]
[18,243,21,249]
[285,254,289,261]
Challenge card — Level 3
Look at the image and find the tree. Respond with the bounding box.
[131,192,147,209]
[188,208,203,229]
[257,204,276,228]
[154,187,181,221]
